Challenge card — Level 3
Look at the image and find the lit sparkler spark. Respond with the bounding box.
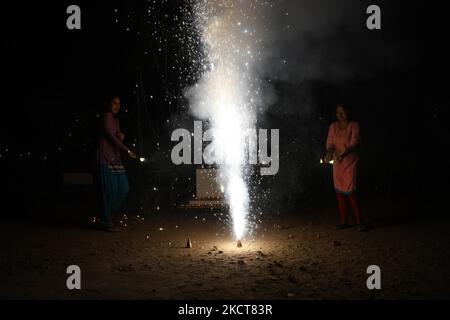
[320,159,334,164]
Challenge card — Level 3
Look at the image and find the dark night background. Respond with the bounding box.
[0,0,448,222]
[2,0,450,302]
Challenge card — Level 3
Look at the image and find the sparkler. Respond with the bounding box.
[186,0,267,244]
[320,159,334,164]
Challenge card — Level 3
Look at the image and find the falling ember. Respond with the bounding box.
[185,0,265,240]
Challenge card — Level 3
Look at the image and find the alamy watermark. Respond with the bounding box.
[66,5,81,30]
[366,265,381,290]
[366,5,381,30]
[66,265,81,290]
[171,121,279,176]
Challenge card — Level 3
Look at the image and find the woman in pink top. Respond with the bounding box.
[325,104,366,232]
[93,96,137,232]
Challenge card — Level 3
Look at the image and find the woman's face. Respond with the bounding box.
[336,106,348,122]
[111,97,121,114]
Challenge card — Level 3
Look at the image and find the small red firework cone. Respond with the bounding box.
[237,240,243,248]
[186,238,192,248]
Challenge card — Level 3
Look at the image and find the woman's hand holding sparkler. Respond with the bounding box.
[324,150,334,164]
[127,149,137,159]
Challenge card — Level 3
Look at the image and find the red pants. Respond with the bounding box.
[336,192,362,225]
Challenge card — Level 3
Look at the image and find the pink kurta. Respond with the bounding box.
[95,112,129,166]
[326,121,360,194]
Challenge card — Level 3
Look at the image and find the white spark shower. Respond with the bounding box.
[185,0,264,240]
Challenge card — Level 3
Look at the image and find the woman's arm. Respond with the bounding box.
[324,123,336,162]
[326,123,336,151]
[103,113,129,153]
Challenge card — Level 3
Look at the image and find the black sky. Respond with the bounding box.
[1,1,448,211]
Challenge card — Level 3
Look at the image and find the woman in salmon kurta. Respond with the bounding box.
[325,105,366,232]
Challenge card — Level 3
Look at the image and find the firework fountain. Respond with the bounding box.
[185,0,266,243]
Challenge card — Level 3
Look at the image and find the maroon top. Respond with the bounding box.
[95,112,129,166]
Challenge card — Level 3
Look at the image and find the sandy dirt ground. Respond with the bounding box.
[1,201,450,300]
